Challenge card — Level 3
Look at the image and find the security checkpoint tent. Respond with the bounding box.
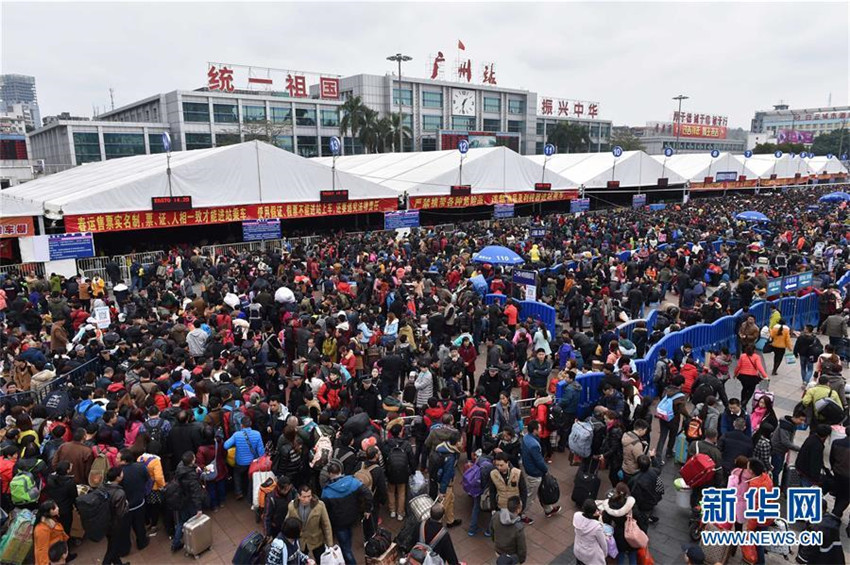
[805,156,848,175]
[313,146,576,195]
[527,151,688,188]
[0,141,399,218]
[732,153,803,180]
[649,152,747,181]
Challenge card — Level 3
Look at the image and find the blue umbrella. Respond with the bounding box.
[735,211,770,222]
[472,245,525,265]
[818,191,850,203]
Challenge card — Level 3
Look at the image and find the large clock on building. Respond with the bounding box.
[452,89,476,116]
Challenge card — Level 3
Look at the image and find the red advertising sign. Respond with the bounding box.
[672,123,728,139]
[0,216,35,238]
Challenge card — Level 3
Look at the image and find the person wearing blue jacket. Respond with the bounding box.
[75,393,106,424]
[521,421,561,519]
[223,417,264,502]
[557,371,582,451]
[493,392,522,435]
[321,460,373,565]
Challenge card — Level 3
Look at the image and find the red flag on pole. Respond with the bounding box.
[457,40,465,50]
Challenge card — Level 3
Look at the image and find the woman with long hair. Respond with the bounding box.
[33,499,73,565]
[598,482,638,565]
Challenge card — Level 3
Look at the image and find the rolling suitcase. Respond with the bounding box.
[183,513,213,558]
[571,461,600,507]
[232,531,265,564]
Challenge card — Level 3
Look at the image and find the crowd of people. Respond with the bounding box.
[0,183,848,565]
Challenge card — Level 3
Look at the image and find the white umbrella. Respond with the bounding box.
[275,287,295,303]
[223,293,240,308]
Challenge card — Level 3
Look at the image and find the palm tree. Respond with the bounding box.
[358,107,381,153]
[375,117,394,153]
[339,95,366,141]
[388,113,412,152]
[547,122,591,153]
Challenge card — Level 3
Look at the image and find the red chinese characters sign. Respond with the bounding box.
[205,63,340,97]
[538,97,600,119]
[65,199,398,234]
[0,216,35,238]
[319,77,339,99]
[207,65,235,92]
[672,123,728,139]
[674,111,727,127]
[410,190,577,210]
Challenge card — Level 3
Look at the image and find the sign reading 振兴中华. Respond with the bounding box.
[538,97,600,119]
[384,210,420,230]
[48,232,95,260]
[242,219,282,242]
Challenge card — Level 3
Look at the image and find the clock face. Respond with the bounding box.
[452,89,476,116]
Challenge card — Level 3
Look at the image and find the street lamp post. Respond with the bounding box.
[387,53,412,153]
[672,94,689,153]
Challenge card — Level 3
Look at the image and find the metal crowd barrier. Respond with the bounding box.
[0,262,46,279]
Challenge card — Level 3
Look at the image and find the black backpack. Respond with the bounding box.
[71,403,95,431]
[365,527,393,558]
[548,404,567,430]
[75,488,111,542]
[386,443,409,484]
[690,381,713,406]
[145,418,167,446]
[163,478,184,511]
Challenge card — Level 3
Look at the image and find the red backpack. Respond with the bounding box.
[680,443,716,487]
[468,400,489,437]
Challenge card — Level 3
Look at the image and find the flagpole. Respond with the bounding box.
[163,132,173,197]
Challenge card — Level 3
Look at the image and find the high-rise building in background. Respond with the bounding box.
[0,74,41,130]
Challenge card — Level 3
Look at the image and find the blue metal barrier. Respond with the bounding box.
[519,300,557,337]
[575,372,605,418]
[484,293,507,306]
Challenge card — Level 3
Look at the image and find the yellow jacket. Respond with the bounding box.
[802,384,841,408]
[770,324,792,350]
[138,453,166,490]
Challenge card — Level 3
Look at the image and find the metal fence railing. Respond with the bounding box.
[0,262,46,279]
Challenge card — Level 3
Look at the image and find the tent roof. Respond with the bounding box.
[0,141,398,218]
[527,151,688,188]
[649,153,748,180]
[805,156,848,175]
[313,146,575,195]
[732,154,809,178]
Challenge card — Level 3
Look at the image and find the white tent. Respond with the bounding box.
[314,146,576,195]
[650,153,748,181]
[805,156,848,175]
[733,154,805,179]
[0,141,399,218]
[527,151,688,188]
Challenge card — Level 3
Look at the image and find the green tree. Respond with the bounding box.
[609,129,645,151]
[546,122,590,153]
[374,116,394,153]
[387,113,412,152]
[811,128,850,156]
[357,107,381,153]
[339,95,367,141]
[753,142,805,154]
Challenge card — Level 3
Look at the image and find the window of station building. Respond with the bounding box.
[422,115,443,132]
[295,108,317,126]
[590,124,600,138]
[321,110,339,128]
[507,120,524,133]
[536,141,544,154]
[393,88,413,107]
[297,136,318,157]
[185,133,212,150]
[452,116,475,130]
[274,135,294,152]
[421,137,437,152]
[422,91,443,109]
[104,133,146,160]
[535,121,545,136]
[73,132,102,163]
[344,137,365,155]
[483,97,501,113]
[148,133,166,154]
[183,101,210,123]
[271,107,292,124]
[243,105,267,123]
[508,99,525,115]
[483,118,501,133]
[215,134,242,147]
[213,104,239,123]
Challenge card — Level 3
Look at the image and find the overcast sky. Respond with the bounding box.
[3,2,848,128]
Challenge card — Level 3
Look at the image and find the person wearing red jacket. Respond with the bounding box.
[318,371,344,414]
[680,360,700,395]
[462,387,492,459]
[734,345,769,408]
[530,390,554,461]
[458,336,477,392]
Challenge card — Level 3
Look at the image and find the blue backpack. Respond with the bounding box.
[462,457,493,497]
[655,392,684,422]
